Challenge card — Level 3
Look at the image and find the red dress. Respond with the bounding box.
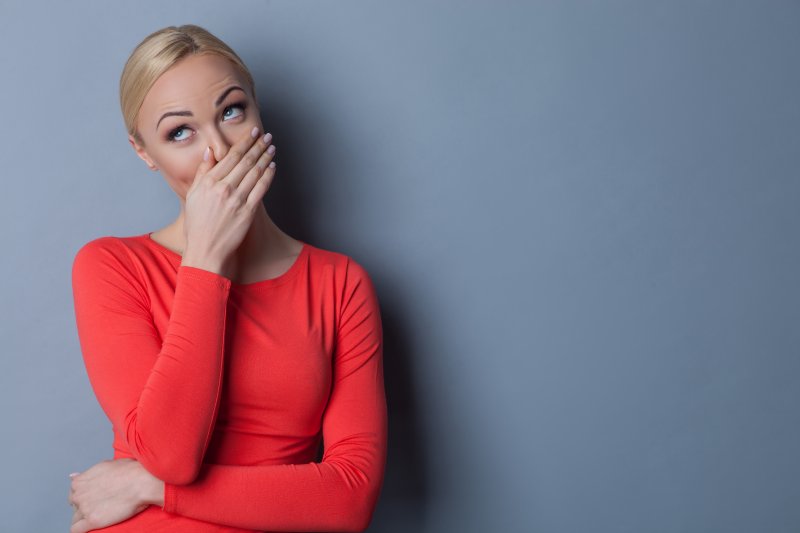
[70,233,388,532]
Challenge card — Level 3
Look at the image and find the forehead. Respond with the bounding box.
[141,53,246,115]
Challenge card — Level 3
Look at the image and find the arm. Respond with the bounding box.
[158,259,388,532]
[71,238,232,485]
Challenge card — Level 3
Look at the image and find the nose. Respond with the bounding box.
[206,125,232,162]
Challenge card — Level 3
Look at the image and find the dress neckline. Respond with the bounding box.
[140,232,308,290]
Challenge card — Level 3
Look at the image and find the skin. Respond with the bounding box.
[68,52,303,532]
[134,51,302,282]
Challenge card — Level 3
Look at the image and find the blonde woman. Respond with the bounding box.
[68,24,387,533]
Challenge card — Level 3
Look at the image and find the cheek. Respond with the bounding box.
[156,150,204,185]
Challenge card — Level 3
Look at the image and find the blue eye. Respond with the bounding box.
[166,102,248,143]
[223,103,246,120]
[169,127,189,142]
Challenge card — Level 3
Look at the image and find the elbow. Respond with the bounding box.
[141,454,202,486]
[160,458,202,486]
[341,503,376,532]
[339,479,383,532]
[333,508,371,532]
[123,420,205,485]
[324,444,386,531]
[164,468,201,487]
[343,515,373,533]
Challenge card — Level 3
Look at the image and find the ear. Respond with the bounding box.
[128,134,159,171]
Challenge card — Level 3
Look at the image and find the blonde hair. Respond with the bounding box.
[119,24,256,146]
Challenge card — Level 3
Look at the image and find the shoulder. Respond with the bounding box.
[72,234,146,287]
[73,235,134,268]
[304,241,377,288]
[305,243,381,331]
[73,235,123,265]
[71,235,153,309]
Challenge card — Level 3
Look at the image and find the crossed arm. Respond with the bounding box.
[69,240,387,532]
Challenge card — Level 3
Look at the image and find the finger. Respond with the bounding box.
[220,129,271,188]
[71,508,83,525]
[189,146,217,194]
[246,161,277,208]
[237,144,275,197]
[198,146,217,177]
[207,127,263,183]
[71,517,90,533]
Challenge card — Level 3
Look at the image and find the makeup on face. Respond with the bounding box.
[156,85,251,144]
[133,54,264,196]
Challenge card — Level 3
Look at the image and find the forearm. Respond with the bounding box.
[130,265,231,482]
[73,240,233,485]
[162,456,385,532]
[129,453,382,531]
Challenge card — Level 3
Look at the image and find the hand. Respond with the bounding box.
[182,125,277,273]
[67,458,158,533]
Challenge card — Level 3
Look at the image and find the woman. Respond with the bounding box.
[68,24,387,533]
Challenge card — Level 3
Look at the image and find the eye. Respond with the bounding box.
[167,126,191,142]
[165,102,248,143]
[223,102,246,121]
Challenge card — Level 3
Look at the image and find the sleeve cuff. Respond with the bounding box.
[177,265,232,291]
[163,481,178,513]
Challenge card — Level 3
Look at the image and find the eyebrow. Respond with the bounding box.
[155,85,246,131]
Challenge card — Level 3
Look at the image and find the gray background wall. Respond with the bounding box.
[1,1,798,531]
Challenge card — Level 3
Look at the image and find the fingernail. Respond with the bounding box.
[69,472,79,477]
[251,127,259,138]
[263,132,272,144]
[203,146,210,161]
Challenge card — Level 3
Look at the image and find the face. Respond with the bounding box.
[129,53,262,199]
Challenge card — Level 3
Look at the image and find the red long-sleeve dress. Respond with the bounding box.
[70,232,388,532]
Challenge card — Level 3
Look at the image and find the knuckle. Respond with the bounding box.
[217,181,234,199]
[228,193,245,209]
[227,147,244,161]
[242,153,257,168]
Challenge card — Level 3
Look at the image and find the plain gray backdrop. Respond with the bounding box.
[1,1,798,532]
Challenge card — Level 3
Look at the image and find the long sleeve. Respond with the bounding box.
[71,238,232,485]
[161,259,388,533]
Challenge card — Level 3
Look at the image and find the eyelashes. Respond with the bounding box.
[220,101,247,123]
[166,101,248,143]
[166,125,188,143]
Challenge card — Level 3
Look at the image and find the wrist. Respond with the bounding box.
[137,468,165,507]
[180,249,227,277]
